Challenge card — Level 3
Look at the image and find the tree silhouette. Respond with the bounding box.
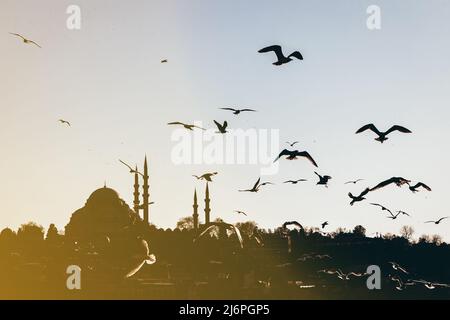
[400,225,415,241]
[176,216,195,230]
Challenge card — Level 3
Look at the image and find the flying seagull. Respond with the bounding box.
[283,179,307,184]
[235,210,248,216]
[389,275,415,291]
[411,279,450,290]
[193,172,218,182]
[125,239,156,278]
[387,212,401,220]
[355,124,411,143]
[321,221,329,229]
[348,188,370,206]
[370,177,411,192]
[345,179,364,185]
[119,160,144,177]
[9,32,41,48]
[389,262,409,274]
[314,172,332,187]
[318,269,367,281]
[239,177,262,193]
[213,120,228,134]
[397,210,411,217]
[258,45,303,66]
[58,119,71,127]
[167,122,206,131]
[274,149,318,167]
[220,108,256,115]
[370,203,393,216]
[408,182,432,193]
[286,141,299,147]
[425,217,449,225]
[161,59,168,63]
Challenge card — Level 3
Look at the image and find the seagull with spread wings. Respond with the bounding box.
[119,160,144,177]
[348,188,370,206]
[286,141,299,147]
[283,179,307,184]
[408,182,432,193]
[220,107,256,115]
[239,178,265,193]
[9,32,41,48]
[258,45,303,66]
[193,172,218,182]
[167,122,206,131]
[370,203,393,216]
[274,149,318,167]
[125,239,156,278]
[315,172,332,187]
[425,217,449,225]
[389,261,409,274]
[355,124,411,143]
[213,120,228,133]
[345,179,364,185]
[370,177,411,192]
[321,221,329,229]
[58,119,71,127]
[235,210,248,216]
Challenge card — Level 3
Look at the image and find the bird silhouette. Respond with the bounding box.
[125,239,156,278]
[345,179,364,185]
[213,120,228,133]
[58,119,71,127]
[194,222,243,249]
[387,212,402,220]
[389,262,409,274]
[167,122,205,131]
[370,177,411,192]
[286,141,299,147]
[9,32,41,48]
[355,124,411,143]
[220,108,256,115]
[408,182,432,193]
[235,210,248,216]
[425,217,449,225]
[283,179,307,184]
[397,210,411,217]
[274,149,318,167]
[315,172,332,187]
[411,279,450,290]
[389,275,415,290]
[258,45,303,66]
[318,269,367,281]
[348,188,370,206]
[161,59,168,63]
[370,203,393,216]
[239,178,262,192]
[192,172,218,182]
[119,160,144,177]
[321,221,329,229]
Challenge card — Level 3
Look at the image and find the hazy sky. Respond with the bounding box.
[1,0,449,240]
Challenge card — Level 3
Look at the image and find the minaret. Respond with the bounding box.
[142,156,149,224]
[204,182,210,225]
[193,189,199,231]
[133,166,140,214]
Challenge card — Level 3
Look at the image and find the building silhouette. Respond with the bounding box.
[133,156,151,224]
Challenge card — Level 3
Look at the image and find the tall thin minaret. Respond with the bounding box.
[193,189,199,231]
[142,156,150,224]
[204,182,210,225]
[133,166,140,214]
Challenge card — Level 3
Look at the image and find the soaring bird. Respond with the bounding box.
[425,217,449,225]
[167,122,205,131]
[387,212,401,220]
[314,172,332,187]
[318,269,367,281]
[408,182,432,193]
[397,210,410,217]
[411,279,450,290]
[161,59,168,63]
[258,45,303,66]
[345,179,364,185]
[9,32,41,48]
[119,160,144,177]
[389,275,415,291]
[348,188,370,206]
[220,107,256,115]
[125,239,156,278]
[274,149,318,167]
[286,141,299,147]
[193,172,218,182]
[235,210,248,216]
[388,262,409,274]
[355,124,411,143]
[239,178,263,193]
[58,119,71,127]
[283,179,307,184]
[321,221,329,229]
[370,177,411,192]
[370,203,393,215]
[213,120,228,133]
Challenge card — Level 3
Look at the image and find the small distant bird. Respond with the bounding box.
[355,124,412,143]
[239,178,262,193]
[193,172,218,182]
[213,120,228,133]
[389,262,409,274]
[220,108,256,115]
[389,275,415,290]
[283,179,307,184]
[314,172,332,187]
[286,141,299,147]
[58,119,71,127]
[167,122,206,131]
[274,149,318,167]
[411,279,450,290]
[161,59,168,63]
[345,179,364,185]
[370,203,393,216]
[425,217,449,225]
[348,188,370,206]
[235,210,248,216]
[125,239,156,278]
[397,210,410,217]
[258,45,303,66]
[321,221,329,229]
[9,32,41,48]
[119,160,144,177]
[408,182,432,193]
[370,177,411,192]
[318,269,366,281]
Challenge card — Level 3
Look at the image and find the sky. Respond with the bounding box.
[0,0,449,240]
